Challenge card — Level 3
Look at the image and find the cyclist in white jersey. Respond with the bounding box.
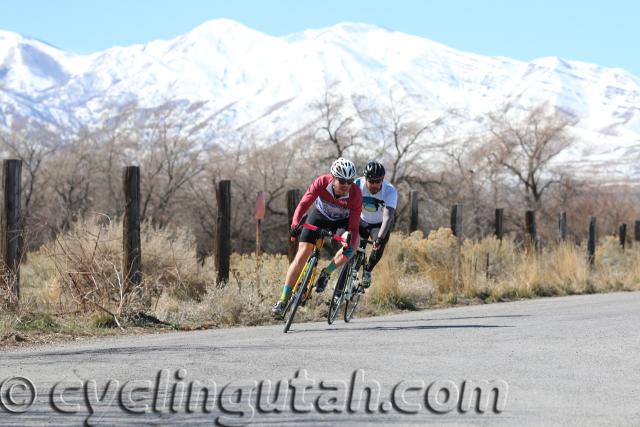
[355,161,398,289]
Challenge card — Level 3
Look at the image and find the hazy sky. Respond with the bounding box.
[2,0,638,76]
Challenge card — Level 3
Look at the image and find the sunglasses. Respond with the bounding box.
[367,178,383,184]
[337,178,354,185]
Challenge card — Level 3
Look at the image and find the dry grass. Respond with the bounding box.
[592,236,640,291]
[4,222,640,346]
[0,313,15,339]
[367,231,434,311]
[20,218,216,316]
[153,253,290,328]
[368,228,640,309]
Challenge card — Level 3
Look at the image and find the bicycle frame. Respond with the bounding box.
[285,236,324,313]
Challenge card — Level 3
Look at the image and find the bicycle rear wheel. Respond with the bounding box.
[284,257,316,333]
[328,261,350,324]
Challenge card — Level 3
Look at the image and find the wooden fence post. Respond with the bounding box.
[588,217,597,267]
[559,212,568,241]
[619,223,627,249]
[2,159,22,304]
[215,180,231,285]
[635,220,640,242]
[525,210,537,252]
[255,191,265,257]
[287,189,301,262]
[123,166,142,288]
[409,190,419,233]
[255,191,266,289]
[450,204,463,240]
[495,208,504,240]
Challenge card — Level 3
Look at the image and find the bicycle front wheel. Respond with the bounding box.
[284,257,316,333]
[344,255,364,323]
[328,261,351,324]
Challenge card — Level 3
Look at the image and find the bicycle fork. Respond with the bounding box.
[346,251,364,299]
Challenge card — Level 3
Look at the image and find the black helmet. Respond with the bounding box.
[363,161,385,179]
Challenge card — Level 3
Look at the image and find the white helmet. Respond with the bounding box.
[330,158,357,180]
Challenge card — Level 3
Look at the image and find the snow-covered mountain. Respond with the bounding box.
[1,19,639,179]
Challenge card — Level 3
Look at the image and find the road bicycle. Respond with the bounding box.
[328,236,373,324]
[282,223,350,333]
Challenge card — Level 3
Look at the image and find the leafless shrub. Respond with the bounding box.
[479,102,576,211]
[31,216,213,324]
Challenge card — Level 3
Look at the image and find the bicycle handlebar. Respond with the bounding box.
[301,223,350,245]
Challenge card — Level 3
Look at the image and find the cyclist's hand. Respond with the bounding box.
[289,224,301,241]
[373,238,382,250]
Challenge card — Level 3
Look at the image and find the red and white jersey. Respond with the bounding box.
[292,174,362,244]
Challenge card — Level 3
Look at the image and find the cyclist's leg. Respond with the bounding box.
[359,220,372,245]
[283,242,314,294]
[365,224,390,272]
[273,209,324,314]
[328,216,354,267]
[356,222,374,288]
[315,216,352,292]
[273,241,315,315]
[284,209,327,296]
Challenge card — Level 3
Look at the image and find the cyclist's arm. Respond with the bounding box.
[378,206,396,240]
[378,185,398,240]
[291,176,325,228]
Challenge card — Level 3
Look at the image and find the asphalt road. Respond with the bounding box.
[1,291,639,426]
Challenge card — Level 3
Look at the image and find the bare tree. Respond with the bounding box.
[131,103,207,228]
[47,139,96,230]
[0,119,62,226]
[442,141,497,237]
[481,103,576,211]
[311,80,358,158]
[359,91,446,186]
[80,108,138,217]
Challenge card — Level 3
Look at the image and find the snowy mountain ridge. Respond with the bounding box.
[1,19,639,178]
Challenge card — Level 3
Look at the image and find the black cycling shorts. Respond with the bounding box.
[358,220,384,243]
[298,207,350,244]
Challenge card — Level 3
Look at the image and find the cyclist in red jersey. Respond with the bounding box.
[272,158,362,316]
